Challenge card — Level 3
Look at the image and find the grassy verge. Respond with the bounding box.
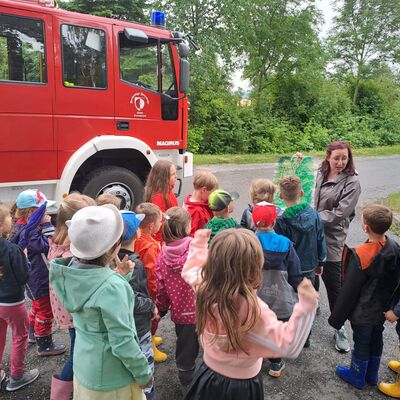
[387,192,400,235]
[194,144,400,165]
[388,192,400,213]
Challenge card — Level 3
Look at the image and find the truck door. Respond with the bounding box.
[0,8,56,183]
[53,17,114,172]
[113,26,183,148]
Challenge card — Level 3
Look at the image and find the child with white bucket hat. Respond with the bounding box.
[50,204,153,400]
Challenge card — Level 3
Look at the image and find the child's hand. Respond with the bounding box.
[297,278,319,304]
[315,266,323,276]
[114,254,134,276]
[194,229,212,242]
[140,375,154,389]
[151,306,160,321]
[384,310,399,323]
[42,214,51,224]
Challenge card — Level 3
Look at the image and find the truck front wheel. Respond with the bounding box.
[80,166,144,210]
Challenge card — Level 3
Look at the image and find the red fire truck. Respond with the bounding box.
[0,0,193,210]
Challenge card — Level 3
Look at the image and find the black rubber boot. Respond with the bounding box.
[28,326,36,344]
[36,335,67,357]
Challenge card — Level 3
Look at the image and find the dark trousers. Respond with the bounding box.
[351,323,384,361]
[175,324,199,387]
[59,328,75,381]
[322,261,342,313]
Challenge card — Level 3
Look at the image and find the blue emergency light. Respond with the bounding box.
[151,11,166,28]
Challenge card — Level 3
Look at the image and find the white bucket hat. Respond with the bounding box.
[66,204,124,260]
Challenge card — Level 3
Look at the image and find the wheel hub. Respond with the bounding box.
[98,183,133,210]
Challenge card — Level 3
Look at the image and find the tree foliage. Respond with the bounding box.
[328,0,400,104]
[56,0,400,154]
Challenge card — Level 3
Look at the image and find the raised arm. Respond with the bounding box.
[248,278,318,359]
[182,229,211,287]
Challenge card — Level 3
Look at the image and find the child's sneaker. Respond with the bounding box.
[6,369,39,391]
[269,361,286,378]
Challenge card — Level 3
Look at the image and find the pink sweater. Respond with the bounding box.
[182,234,317,380]
[48,240,73,330]
[156,236,195,324]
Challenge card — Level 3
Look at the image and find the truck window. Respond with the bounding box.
[61,24,107,89]
[161,43,176,94]
[0,13,47,83]
[119,33,158,91]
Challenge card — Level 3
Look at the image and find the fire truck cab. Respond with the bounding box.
[0,0,193,210]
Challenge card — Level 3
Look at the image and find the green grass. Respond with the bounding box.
[388,192,400,213]
[193,144,400,165]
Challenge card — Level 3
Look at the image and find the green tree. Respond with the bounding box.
[328,0,400,104]
[233,0,323,111]
[59,0,147,22]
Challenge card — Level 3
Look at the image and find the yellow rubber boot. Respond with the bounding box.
[378,375,400,398]
[153,336,163,347]
[389,361,400,374]
[152,336,167,362]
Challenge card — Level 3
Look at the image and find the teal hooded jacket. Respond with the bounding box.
[49,257,152,391]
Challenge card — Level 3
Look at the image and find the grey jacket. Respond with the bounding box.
[314,170,361,262]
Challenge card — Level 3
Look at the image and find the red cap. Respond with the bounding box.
[252,201,278,228]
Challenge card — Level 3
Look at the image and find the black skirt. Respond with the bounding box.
[184,362,264,400]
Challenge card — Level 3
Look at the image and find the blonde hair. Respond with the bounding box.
[14,207,36,222]
[53,193,96,245]
[250,179,275,204]
[362,204,392,235]
[193,171,219,191]
[96,193,122,209]
[196,229,263,353]
[279,176,302,202]
[0,203,10,225]
[135,202,161,227]
[162,207,191,243]
[144,160,175,207]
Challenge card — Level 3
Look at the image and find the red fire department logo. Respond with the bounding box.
[130,92,150,114]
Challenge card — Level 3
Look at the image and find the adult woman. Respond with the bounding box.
[314,141,361,353]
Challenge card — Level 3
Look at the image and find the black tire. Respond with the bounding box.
[80,166,144,210]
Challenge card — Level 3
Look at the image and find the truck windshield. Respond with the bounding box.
[119,33,175,93]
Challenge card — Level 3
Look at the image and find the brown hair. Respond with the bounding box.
[250,179,276,204]
[144,160,174,208]
[96,193,122,209]
[53,193,96,245]
[320,141,356,178]
[193,171,219,191]
[196,229,263,353]
[279,176,302,202]
[362,204,392,235]
[162,207,191,243]
[135,202,162,227]
[79,240,121,267]
[0,203,10,225]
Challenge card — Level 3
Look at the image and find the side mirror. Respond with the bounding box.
[180,59,189,94]
[178,42,190,58]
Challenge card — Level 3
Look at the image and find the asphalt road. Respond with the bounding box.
[2,154,400,399]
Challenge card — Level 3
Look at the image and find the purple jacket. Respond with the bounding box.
[11,220,55,300]
[156,236,196,324]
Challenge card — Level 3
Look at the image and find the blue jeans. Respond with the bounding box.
[351,323,384,361]
[60,328,75,381]
[139,331,155,399]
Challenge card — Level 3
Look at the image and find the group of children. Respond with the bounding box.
[0,158,399,400]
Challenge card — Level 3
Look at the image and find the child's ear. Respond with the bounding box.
[279,193,283,199]
[300,190,304,198]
